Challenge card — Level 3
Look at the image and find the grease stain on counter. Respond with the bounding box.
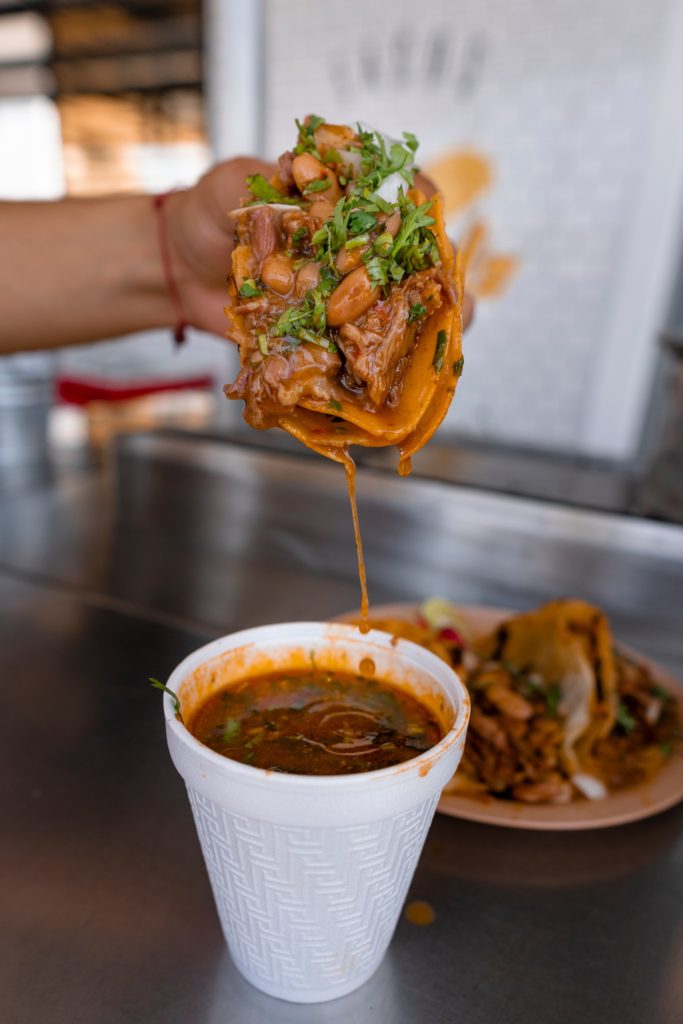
[405,900,436,926]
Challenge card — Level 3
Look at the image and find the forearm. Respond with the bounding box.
[0,195,174,353]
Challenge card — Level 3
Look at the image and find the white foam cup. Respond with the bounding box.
[164,621,470,1003]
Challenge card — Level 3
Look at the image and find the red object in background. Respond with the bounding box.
[56,374,214,406]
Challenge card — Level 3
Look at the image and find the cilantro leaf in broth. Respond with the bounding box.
[149,678,182,719]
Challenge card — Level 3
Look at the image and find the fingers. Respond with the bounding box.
[202,157,277,211]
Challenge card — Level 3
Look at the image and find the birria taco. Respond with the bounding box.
[224,116,464,470]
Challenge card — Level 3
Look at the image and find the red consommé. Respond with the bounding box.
[187,669,443,775]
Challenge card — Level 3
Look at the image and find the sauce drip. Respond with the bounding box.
[397,453,413,477]
[339,448,369,632]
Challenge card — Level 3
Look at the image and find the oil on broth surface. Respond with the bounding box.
[188,669,443,775]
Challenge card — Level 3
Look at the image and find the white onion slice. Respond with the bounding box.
[571,773,608,801]
[376,171,409,205]
[645,699,663,725]
[338,148,363,178]
[228,203,300,218]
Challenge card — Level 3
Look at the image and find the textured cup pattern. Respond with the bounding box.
[187,785,440,994]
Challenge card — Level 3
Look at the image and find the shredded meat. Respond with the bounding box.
[338,269,444,406]
[248,207,281,264]
[224,343,341,429]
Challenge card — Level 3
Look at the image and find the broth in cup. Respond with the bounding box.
[188,668,443,775]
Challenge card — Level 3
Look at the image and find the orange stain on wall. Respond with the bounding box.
[425,148,518,300]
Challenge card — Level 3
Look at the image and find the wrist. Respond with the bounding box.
[153,191,190,343]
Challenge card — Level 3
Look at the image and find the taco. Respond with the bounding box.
[224,116,464,465]
[473,599,619,780]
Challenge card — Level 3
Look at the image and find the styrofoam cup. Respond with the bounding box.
[164,622,470,1003]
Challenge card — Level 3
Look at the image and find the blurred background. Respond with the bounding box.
[1,0,683,520]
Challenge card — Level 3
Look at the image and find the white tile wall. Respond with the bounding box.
[253,0,683,457]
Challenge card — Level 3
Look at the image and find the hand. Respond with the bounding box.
[165,157,276,337]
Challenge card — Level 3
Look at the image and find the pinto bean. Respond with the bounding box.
[307,198,335,226]
[313,122,356,155]
[231,244,254,289]
[335,245,365,275]
[260,252,295,295]
[291,153,342,202]
[295,261,321,297]
[326,266,380,326]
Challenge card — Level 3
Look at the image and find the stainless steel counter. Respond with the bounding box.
[2,432,683,1023]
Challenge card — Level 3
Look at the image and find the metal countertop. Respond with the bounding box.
[1,433,683,1024]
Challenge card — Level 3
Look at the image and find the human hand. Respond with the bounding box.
[165,157,276,337]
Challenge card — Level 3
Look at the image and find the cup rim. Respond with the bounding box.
[164,621,470,791]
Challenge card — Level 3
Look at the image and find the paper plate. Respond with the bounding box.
[334,603,683,831]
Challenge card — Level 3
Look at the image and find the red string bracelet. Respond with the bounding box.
[153,191,188,345]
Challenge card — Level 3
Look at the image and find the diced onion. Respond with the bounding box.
[644,699,662,725]
[571,773,608,801]
[228,203,300,218]
[338,148,363,177]
[376,172,408,204]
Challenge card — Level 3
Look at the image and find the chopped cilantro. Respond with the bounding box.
[545,684,562,716]
[391,198,436,260]
[245,174,298,205]
[328,399,342,411]
[408,302,427,323]
[347,209,377,235]
[223,718,240,742]
[403,131,419,153]
[294,115,325,157]
[303,178,331,194]
[372,231,393,254]
[617,701,637,734]
[239,279,261,298]
[291,226,307,245]
[344,233,370,250]
[433,329,448,372]
[271,271,337,347]
[453,355,465,378]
